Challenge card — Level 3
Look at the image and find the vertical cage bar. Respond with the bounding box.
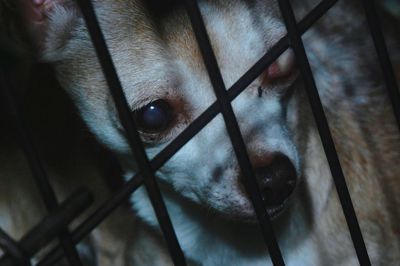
[277,0,371,265]
[360,0,400,131]
[74,0,186,265]
[183,0,285,265]
[0,71,83,266]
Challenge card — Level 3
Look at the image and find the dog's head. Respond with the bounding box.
[26,0,303,222]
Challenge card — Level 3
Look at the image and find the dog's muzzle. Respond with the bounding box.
[252,153,297,218]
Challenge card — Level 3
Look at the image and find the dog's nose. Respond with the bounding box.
[253,154,297,208]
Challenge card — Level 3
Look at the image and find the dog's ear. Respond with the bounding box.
[21,0,79,61]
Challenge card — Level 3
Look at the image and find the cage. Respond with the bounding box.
[0,0,399,265]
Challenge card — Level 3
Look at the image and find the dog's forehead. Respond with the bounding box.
[72,0,285,110]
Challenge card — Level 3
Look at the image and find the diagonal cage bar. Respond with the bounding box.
[277,0,371,265]
[37,1,337,264]
[182,0,284,264]
[0,189,93,266]
[0,228,31,266]
[74,0,187,265]
[37,177,144,266]
[0,70,84,266]
[360,0,400,131]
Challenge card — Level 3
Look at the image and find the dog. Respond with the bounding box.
[2,0,400,265]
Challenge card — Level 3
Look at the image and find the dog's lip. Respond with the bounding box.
[265,204,285,219]
[261,196,291,219]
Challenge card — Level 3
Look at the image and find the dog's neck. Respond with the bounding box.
[130,181,321,266]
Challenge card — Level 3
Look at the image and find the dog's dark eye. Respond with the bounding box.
[133,100,173,133]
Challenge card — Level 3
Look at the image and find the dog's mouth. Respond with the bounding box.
[255,153,298,220]
[198,154,299,223]
[266,205,285,219]
[262,195,292,220]
[213,180,296,224]
[213,192,294,224]
[260,181,297,220]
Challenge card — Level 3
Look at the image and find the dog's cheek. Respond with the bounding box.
[205,180,255,218]
[160,169,205,204]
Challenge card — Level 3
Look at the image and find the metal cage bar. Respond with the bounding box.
[361,0,400,131]
[37,1,338,265]
[277,0,371,264]
[182,0,284,264]
[0,228,31,266]
[36,177,143,266]
[74,0,187,265]
[0,69,84,266]
[0,189,93,266]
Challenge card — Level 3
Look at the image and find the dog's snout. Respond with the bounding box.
[253,153,297,210]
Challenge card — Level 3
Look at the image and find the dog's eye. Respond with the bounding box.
[133,100,173,133]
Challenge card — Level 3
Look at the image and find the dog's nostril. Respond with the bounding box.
[254,154,297,207]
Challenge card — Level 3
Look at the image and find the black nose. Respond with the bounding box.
[254,154,297,208]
